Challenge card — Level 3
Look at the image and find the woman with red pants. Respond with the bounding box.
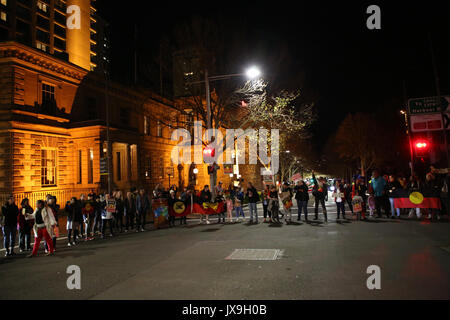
[25,200,57,257]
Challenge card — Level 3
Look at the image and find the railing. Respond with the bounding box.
[0,188,98,208]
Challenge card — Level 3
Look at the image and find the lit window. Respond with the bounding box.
[156,120,162,137]
[0,0,6,7]
[88,148,93,184]
[144,116,150,135]
[36,41,47,52]
[41,149,57,187]
[77,150,82,184]
[41,83,55,102]
[0,11,6,22]
[37,1,47,12]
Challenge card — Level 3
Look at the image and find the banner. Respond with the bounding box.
[168,200,225,216]
[391,190,441,209]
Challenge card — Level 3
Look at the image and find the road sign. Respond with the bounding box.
[408,96,450,115]
[100,157,108,175]
[410,112,450,132]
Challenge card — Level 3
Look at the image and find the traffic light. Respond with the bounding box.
[414,139,430,158]
[203,145,215,163]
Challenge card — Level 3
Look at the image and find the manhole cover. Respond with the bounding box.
[226,249,282,260]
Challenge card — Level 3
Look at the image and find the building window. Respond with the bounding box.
[0,0,7,7]
[41,83,55,102]
[88,148,93,184]
[41,149,56,187]
[37,1,47,12]
[144,116,150,135]
[36,41,47,52]
[116,152,121,181]
[77,150,82,184]
[130,145,137,181]
[156,120,162,137]
[0,11,6,22]
[145,156,151,179]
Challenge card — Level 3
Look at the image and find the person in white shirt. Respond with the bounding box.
[332,181,346,220]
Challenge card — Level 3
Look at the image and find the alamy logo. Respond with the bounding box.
[171,121,280,176]
[66,265,81,290]
[66,5,81,30]
[366,265,381,290]
[366,5,381,30]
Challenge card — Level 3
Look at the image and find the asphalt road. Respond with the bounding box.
[1,197,450,300]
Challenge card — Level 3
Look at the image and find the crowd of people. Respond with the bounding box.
[1,165,448,258]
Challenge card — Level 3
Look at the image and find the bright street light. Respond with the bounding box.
[246,66,261,79]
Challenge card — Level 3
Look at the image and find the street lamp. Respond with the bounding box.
[245,66,261,79]
[401,109,414,176]
[187,65,262,199]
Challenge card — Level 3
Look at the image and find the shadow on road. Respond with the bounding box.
[200,228,221,232]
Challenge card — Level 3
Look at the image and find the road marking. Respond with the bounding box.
[225,249,282,260]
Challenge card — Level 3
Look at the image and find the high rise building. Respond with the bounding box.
[0,0,106,71]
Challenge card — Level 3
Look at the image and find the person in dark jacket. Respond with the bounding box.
[1,196,19,256]
[343,180,354,214]
[168,190,177,227]
[44,196,59,252]
[65,197,82,246]
[385,175,402,219]
[124,191,136,231]
[294,180,309,221]
[200,185,212,224]
[136,189,151,231]
[246,182,260,223]
[312,171,328,222]
[114,190,125,233]
[262,185,271,223]
[424,173,441,221]
[215,191,226,224]
[18,198,34,252]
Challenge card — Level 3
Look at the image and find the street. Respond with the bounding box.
[1,197,449,300]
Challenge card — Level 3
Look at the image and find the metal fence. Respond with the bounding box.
[0,188,98,207]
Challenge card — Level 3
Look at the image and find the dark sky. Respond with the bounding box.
[96,0,450,145]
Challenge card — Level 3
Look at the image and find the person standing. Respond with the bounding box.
[312,171,328,222]
[114,191,125,233]
[225,192,234,223]
[294,180,309,222]
[262,185,271,223]
[343,180,354,214]
[234,186,245,222]
[1,196,19,256]
[280,183,294,224]
[168,190,177,227]
[18,198,34,252]
[65,197,82,246]
[332,181,346,220]
[136,189,151,231]
[81,194,95,241]
[246,182,259,224]
[268,185,280,223]
[26,200,56,258]
[370,170,387,218]
[124,191,136,231]
[200,185,212,224]
[385,175,402,219]
[215,190,226,224]
[352,176,368,220]
[424,173,441,221]
[102,194,115,238]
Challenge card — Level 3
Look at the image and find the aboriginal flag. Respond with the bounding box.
[392,189,441,209]
[168,200,225,217]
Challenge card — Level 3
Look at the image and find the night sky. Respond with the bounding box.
[96,0,450,146]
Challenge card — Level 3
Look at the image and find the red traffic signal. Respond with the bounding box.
[203,145,215,163]
[414,139,429,157]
